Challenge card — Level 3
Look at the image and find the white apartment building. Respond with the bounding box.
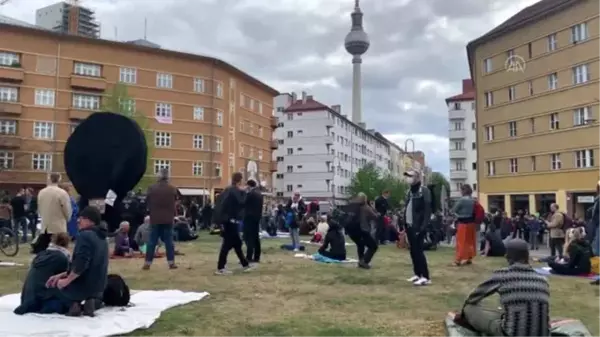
[272,92,392,206]
[446,79,477,200]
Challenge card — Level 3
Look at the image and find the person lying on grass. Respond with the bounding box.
[450,239,550,336]
[317,217,346,261]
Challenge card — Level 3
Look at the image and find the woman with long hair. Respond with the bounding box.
[451,184,477,266]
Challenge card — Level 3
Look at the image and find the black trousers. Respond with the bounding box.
[217,223,249,270]
[548,261,586,275]
[549,237,565,258]
[406,226,430,279]
[348,228,378,264]
[375,215,386,244]
[243,217,261,262]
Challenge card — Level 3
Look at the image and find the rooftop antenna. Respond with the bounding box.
[143,17,147,40]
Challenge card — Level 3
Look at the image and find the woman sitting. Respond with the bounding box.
[549,227,593,275]
[481,224,506,257]
[113,221,133,257]
[317,218,346,261]
[310,216,329,243]
[174,217,198,242]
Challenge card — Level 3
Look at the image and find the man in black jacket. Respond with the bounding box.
[403,170,432,286]
[243,179,264,263]
[11,188,27,243]
[374,190,390,244]
[215,172,254,275]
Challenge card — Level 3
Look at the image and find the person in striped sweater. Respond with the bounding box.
[454,239,550,336]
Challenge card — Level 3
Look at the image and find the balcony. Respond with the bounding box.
[325,136,333,145]
[449,170,468,179]
[448,109,465,119]
[448,129,466,139]
[0,102,22,115]
[0,66,24,82]
[270,162,278,172]
[69,75,107,91]
[0,135,22,149]
[270,139,278,149]
[449,149,467,159]
[68,108,93,120]
[270,116,278,129]
[325,119,334,127]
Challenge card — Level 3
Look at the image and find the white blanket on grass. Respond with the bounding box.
[259,231,289,238]
[0,290,209,337]
[294,253,359,263]
[0,261,23,267]
[300,240,354,246]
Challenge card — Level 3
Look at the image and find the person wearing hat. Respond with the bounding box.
[45,206,109,316]
[451,239,550,336]
[243,179,263,263]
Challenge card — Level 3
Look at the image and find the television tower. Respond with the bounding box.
[344,0,370,124]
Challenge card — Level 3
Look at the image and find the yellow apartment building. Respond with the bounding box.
[467,0,599,218]
[0,21,279,199]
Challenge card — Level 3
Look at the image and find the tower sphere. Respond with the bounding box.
[344,30,370,55]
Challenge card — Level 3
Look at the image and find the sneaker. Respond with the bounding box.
[407,275,419,282]
[243,264,256,272]
[413,277,431,286]
[215,269,233,275]
[357,261,371,269]
[293,248,299,252]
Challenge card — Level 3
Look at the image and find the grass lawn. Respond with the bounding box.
[0,233,598,336]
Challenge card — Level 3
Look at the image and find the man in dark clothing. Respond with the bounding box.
[215,172,254,275]
[189,199,199,231]
[46,206,109,317]
[25,188,38,242]
[143,170,178,270]
[243,179,263,263]
[201,202,213,230]
[403,169,432,286]
[318,218,346,261]
[11,188,28,243]
[345,192,378,269]
[121,191,141,247]
[482,227,506,257]
[374,190,390,244]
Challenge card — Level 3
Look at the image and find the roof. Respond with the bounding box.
[0,22,279,96]
[0,14,43,29]
[445,91,475,103]
[466,0,581,81]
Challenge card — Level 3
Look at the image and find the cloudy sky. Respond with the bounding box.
[4,0,540,174]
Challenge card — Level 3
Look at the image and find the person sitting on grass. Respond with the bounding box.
[114,221,133,257]
[451,239,550,336]
[310,215,329,243]
[14,233,71,315]
[548,227,592,276]
[317,217,346,261]
[480,224,506,257]
[174,216,199,242]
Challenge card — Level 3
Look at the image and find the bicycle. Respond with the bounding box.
[0,226,19,257]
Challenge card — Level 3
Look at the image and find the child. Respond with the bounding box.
[310,215,329,243]
[317,218,346,261]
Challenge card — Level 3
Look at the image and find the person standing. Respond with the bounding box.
[142,170,178,270]
[201,202,212,230]
[25,188,38,242]
[374,190,390,244]
[345,192,378,269]
[11,188,27,243]
[215,172,253,275]
[34,173,72,253]
[403,169,432,286]
[243,179,263,263]
[452,184,477,266]
[545,203,565,260]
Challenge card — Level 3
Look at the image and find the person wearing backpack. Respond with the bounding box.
[451,184,478,267]
[544,203,565,260]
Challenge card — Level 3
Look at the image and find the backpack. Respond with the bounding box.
[211,191,228,224]
[473,201,485,224]
[561,212,573,230]
[103,274,130,307]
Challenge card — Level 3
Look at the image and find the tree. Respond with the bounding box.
[347,163,408,208]
[101,83,154,191]
[427,171,450,213]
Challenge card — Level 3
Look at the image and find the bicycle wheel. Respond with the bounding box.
[0,227,19,257]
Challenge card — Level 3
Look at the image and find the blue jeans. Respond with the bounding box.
[14,216,28,243]
[145,224,175,264]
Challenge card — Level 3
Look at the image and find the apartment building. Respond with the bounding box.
[0,21,279,198]
[272,92,392,205]
[468,0,599,217]
[446,79,477,199]
[36,2,100,38]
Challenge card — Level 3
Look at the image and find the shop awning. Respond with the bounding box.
[178,188,209,196]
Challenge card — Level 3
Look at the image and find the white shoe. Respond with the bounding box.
[407,275,419,282]
[413,277,431,286]
[215,269,232,275]
[293,248,299,252]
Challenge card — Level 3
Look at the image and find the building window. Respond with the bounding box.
[547,34,557,52]
[483,58,492,73]
[216,110,223,126]
[258,102,263,114]
[575,149,594,168]
[547,73,558,90]
[287,148,293,155]
[527,43,532,58]
[213,163,221,177]
[509,158,518,173]
[191,135,204,150]
[33,121,54,140]
[571,22,588,43]
[119,67,137,84]
[472,162,477,170]
[155,103,172,118]
[453,121,463,130]
[0,51,19,66]
[471,122,475,130]
[0,120,17,135]
[286,184,293,192]
[549,113,559,130]
[572,64,589,84]
[471,142,476,150]
[452,102,460,110]
[193,106,204,120]
[154,131,171,148]
[212,138,221,152]
[528,81,534,95]
[156,73,173,88]
[551,153,561,170]
[287,131,293,138]
[32,153,52,171]
[531,156,536,171]
[508,86,516,101]
[192,161,203,176]
[485,126,494,141]
[286,165,293,173]
[453,141,464,150]
[508,121,517,137]
[193,78,205,93]
[73,62,101,77]
[530,118,535,132]
[486,161,495,176]
[72,94,100,110]
[484,92,493,107]
[258,126,263,138]
[455,160,465,170]
[216,83,223,98]
[573,107,590,126]
[258,150,263,160]
[153,160,171,175]
[33,89,55,107]
[0,151,14,169]
[0,87,17,102]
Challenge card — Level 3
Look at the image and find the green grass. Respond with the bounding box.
[0,233,598,336]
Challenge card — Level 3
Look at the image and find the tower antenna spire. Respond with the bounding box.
[344,0,370,124]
